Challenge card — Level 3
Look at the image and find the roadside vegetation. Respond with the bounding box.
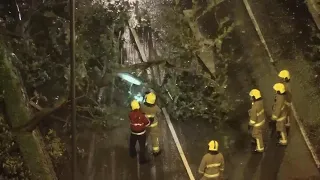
[0,0,237,178]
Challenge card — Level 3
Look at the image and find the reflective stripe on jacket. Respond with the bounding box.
[146,114,155,118]
[272,94,288,121]
[198,152,224,178]
[249,100,265,127]
[131,130,146,135]
[129,109,150,134]
[140,103,161,127]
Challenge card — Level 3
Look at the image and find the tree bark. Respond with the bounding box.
[13,99,66,132]
[0,43,57,180]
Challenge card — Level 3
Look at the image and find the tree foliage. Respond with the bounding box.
[135,0,234,123]
[44,129,66,167]
[1,0,136,129]
[0,115,31,180]
[0,0,134,178]
[0,0,236,178]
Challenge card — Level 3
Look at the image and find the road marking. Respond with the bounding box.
[242,0,274,63]
[291,105,320,168]
[162,108,196,180]
[243,0,320,169]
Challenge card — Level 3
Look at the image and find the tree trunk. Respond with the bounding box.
[0,43,57,180]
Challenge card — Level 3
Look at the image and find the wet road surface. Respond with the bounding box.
[57,111,189,180]
[232,0,320,179]
[57,1,320,179]
[90,114,190,180]
[169,0,320,180]
[96,1,320,179]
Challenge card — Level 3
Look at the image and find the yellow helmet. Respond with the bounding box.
[249,89,262,99]
[273,83,286,94]
[278,70,290,80]
[145,92,156,104]
[208,140,219,151]
[131,100,140,110]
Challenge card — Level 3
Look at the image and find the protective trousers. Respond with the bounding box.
[252,126,264,152]
[148,121,160,153]
[129,133,147,162]
[276,119,287,145]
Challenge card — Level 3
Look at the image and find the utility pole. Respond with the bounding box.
[69,0,77,179]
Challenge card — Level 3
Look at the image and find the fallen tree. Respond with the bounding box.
[0,43,57,180]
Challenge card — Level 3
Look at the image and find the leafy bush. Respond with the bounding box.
[44,129,66,166]
[0,116,31,179]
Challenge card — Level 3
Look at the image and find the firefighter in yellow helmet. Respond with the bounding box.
[140,92,162,156]
[272,83,288,146]
[278,70,292,127]
[248,89,266,153]
[198,140,225,180]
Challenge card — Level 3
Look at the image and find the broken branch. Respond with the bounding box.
[19,94,87,131]
[0,28,23,38]
[98,60,166,87]
[29,101,67,123]
[12,99,67,132]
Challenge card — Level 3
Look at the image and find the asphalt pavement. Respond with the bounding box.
[231,0,320,179]
[169,0,320,180]
[59,1,320,179]
[94,114,190,180]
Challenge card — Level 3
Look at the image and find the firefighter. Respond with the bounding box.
[129,100,150,164]
[248,89,266,153]
[143,90,151,102]
[271,83,288,146]
[198,140,225,180]
[140,92,162,156]
[278,70,292,127]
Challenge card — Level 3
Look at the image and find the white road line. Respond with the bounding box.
[291,105,320,168]
[162,108,196,180]
[242,0,274,63]
[243,0,320,169]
